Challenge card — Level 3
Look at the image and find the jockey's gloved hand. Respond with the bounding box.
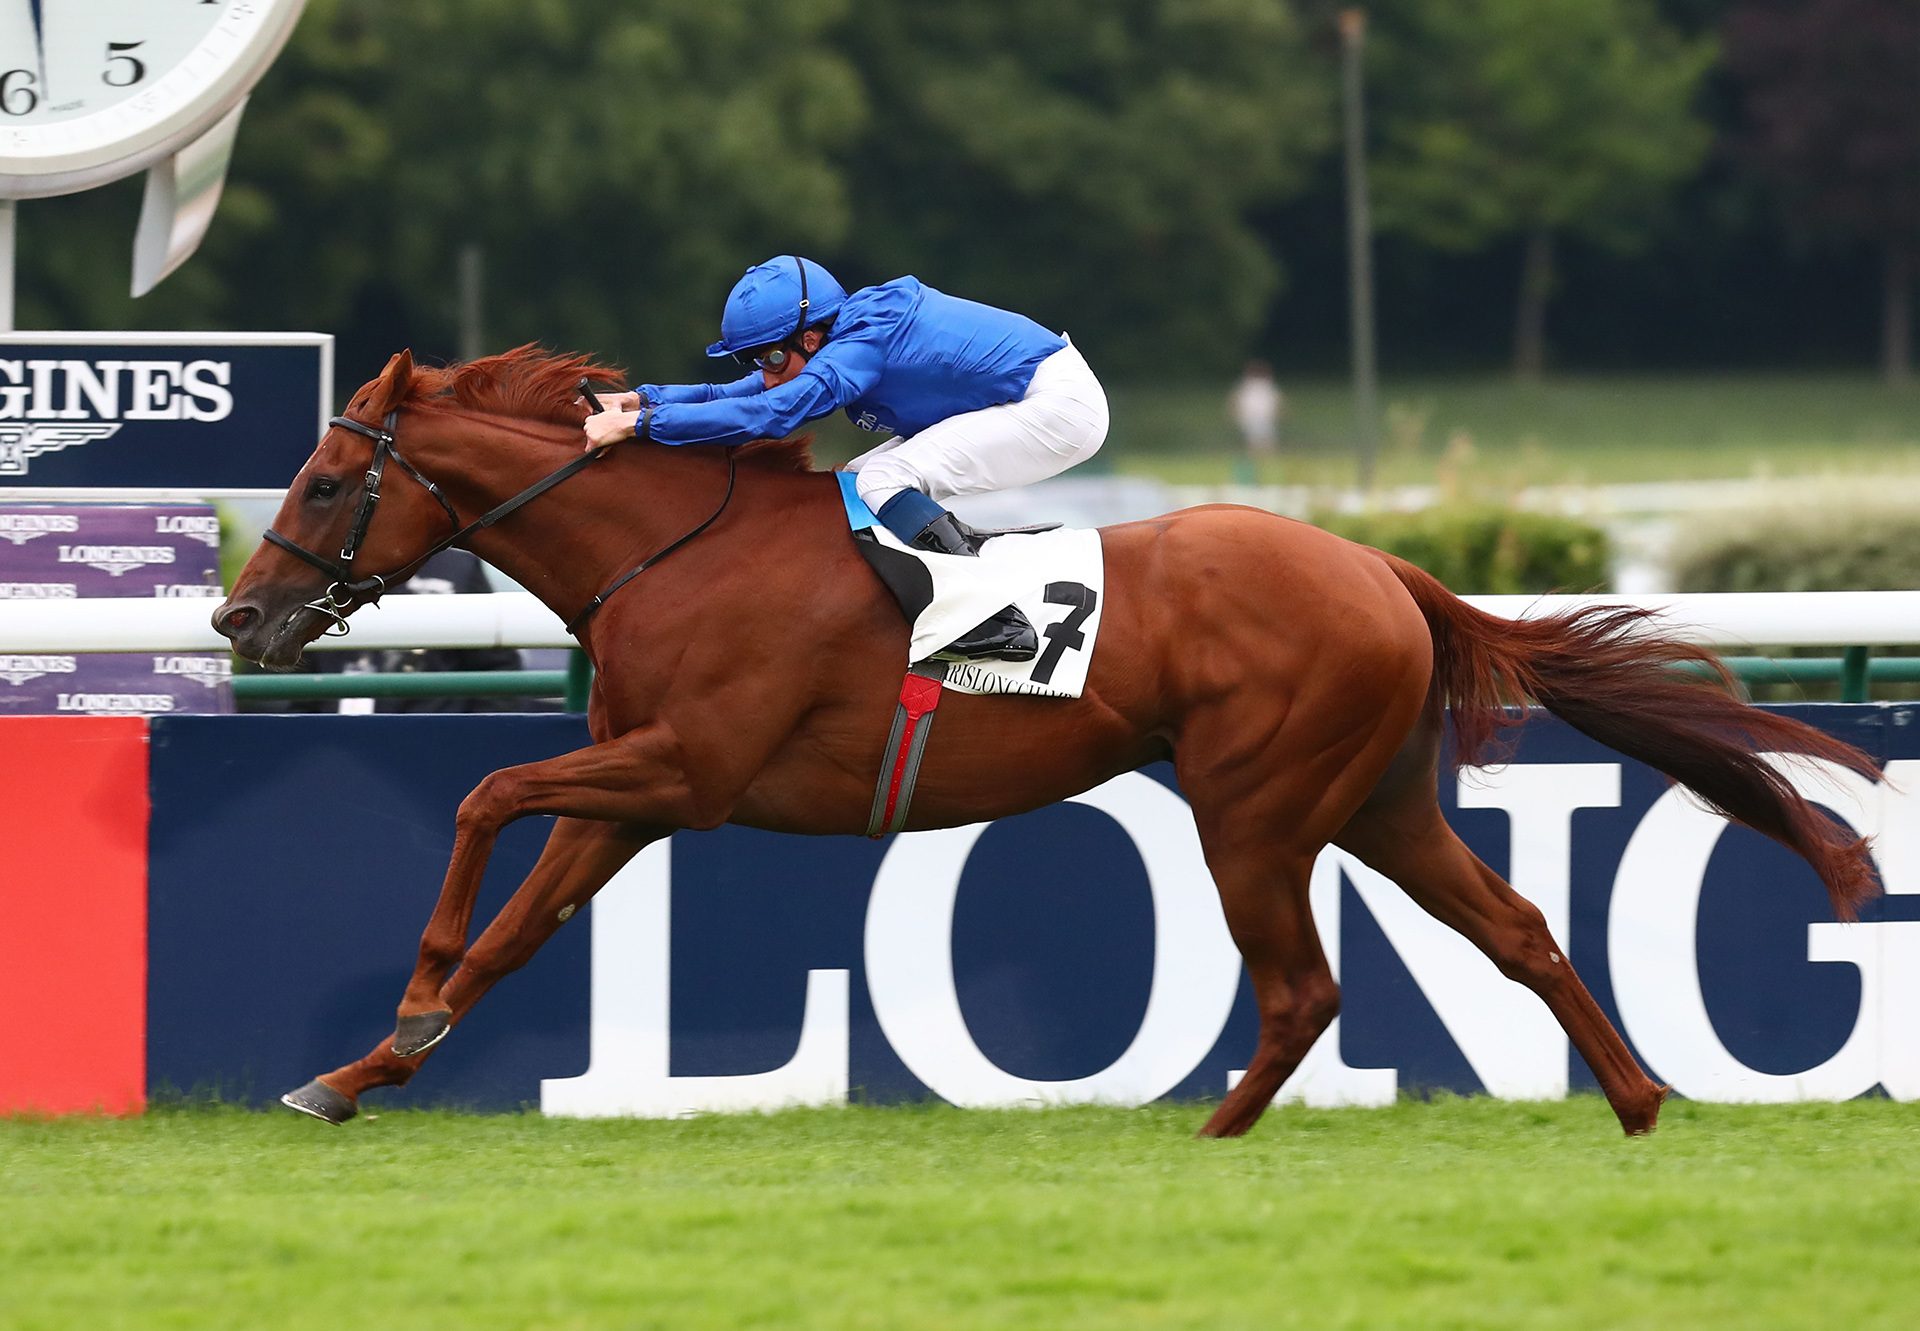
[576,388,640,414]
[582,408,642,452]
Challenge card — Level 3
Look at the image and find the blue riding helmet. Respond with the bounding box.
[706,256,849,358]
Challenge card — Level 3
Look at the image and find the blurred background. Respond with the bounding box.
[9,0,1918,623]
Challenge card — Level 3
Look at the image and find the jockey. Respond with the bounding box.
[582,255,1109,662]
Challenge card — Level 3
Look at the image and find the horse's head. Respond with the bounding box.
[213,350,463,666]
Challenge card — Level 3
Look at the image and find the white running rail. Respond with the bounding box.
[0,590,1916,654]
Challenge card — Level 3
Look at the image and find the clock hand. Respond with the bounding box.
[27,0,47,98]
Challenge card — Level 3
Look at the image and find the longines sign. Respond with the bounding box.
[0,333,330,488]
[137,709,1920,1116]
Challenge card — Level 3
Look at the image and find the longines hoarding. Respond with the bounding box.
[0,333,330,487]
[114,708,1916,1117]
[4,710,1913,1116]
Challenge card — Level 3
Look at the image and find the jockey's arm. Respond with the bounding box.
[633,372,764,406]
[581,371,794,449]
[641,338,884,447]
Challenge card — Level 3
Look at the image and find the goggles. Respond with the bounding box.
[732,341,802,372]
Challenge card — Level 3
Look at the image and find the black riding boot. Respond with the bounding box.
[912,512,1039,663]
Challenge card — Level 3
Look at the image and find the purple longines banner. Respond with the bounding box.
[144,707,1920,1114]
[0,333,328,488]
[0,502,230,716]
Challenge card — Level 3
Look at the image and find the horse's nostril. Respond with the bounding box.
[220,605,256,634]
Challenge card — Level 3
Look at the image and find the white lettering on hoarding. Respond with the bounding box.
[1610,756,1920,1102]
[864,773,1241,1108]
[0,356,234,476]
[150,656,232,687]
[0,653,78,685]
[55,693,176,713]
[540,840,849,1118]
[544,759,1920,1119]
[0,512,80,544]
[154,514,222,547]
[0,358,235,422]
[56,544,176,576]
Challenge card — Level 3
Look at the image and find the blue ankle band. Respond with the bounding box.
[876,489,945,543]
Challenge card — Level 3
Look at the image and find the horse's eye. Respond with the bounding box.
[307,477,341,502]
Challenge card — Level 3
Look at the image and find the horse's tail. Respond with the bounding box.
[1379,554,1882,920]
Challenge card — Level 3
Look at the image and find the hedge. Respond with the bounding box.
[1315,505,1611,595]
[1671,504,1920,593]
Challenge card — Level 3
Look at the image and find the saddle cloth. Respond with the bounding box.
[836,473,1106,699]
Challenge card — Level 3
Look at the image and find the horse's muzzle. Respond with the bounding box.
[211,593,318,668]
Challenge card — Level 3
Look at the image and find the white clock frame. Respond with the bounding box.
[1,1,308,197]
[0,0,309,319]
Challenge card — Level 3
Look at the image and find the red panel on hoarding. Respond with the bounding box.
[0,717,149,1115]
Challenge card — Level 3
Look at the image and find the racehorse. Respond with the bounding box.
[213,346,1881,1137]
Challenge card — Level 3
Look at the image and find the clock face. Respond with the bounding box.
[0,0,306,196]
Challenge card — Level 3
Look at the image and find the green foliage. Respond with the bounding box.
[20,0,870,383]
[16,0,1329,384]
[1318,504,1610,593]
[839,0,1334,376]
[1369,0,1716,252]
[1671,502,1920,592]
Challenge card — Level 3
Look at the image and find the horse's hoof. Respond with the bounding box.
[1621,1082,1672,1136]
[281,1078,357,1125]
[392,1009,451,1058]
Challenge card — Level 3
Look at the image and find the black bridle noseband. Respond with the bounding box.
[263,406,734,638]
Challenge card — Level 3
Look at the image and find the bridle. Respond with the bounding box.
[263,406,734,638]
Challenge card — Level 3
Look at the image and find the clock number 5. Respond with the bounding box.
[104,41,147,89]
[0,70,37,116]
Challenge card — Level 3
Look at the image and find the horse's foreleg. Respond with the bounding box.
[389,726,706,1049]
[1336,798,1669,1135]
[286,816,662,1123]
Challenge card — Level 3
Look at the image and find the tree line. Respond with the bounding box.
[13,0,1917,386]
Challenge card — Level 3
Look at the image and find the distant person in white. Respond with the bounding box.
[1228,360,1284,461]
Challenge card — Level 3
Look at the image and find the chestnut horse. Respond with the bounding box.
[213,347,1880,1137]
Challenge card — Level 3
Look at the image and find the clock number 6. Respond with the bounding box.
[104,41,147,89]
[0,70,37,116]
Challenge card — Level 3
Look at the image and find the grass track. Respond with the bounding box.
[4,1097,1918,1330]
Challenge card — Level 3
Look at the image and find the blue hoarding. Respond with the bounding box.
[0,333,328,488]
[145,706,1920,1114]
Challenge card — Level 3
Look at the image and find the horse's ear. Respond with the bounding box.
[369,349,415,415]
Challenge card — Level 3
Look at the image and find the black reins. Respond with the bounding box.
[263,405,735,637]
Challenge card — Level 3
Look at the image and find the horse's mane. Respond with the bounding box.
[405,343,815,473]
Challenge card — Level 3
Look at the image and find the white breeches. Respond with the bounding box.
[847,341,1109,510]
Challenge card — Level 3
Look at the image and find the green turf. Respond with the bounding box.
[1094,372,1920,489]
[3,1097,1917,1330]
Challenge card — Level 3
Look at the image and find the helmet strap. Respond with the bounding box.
[791,255,810,341]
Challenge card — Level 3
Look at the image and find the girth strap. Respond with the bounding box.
[866,660,950,838]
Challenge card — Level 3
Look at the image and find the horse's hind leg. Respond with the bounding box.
[283,817,660,1123]
[1191,839,1335,1139]
[1334,762,1669,1135]
[1178,686,1422,1138]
